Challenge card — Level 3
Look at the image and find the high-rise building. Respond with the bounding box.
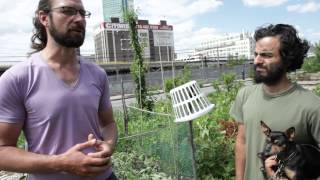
[102,0,134,22]
[94,18,174,63]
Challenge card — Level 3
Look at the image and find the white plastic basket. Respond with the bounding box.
[169,80,214,123]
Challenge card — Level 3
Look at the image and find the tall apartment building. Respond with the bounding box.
[195,32,255,61]
[94,19,174,63]
[102,0,134,22]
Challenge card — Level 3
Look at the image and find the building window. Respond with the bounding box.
[121,39,131,50]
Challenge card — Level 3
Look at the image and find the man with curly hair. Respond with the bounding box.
[230,24,320,180]
[0,0,118,179]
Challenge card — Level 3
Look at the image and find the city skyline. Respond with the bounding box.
[0,0,319,60]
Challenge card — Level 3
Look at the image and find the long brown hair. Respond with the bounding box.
[30,0,52,54]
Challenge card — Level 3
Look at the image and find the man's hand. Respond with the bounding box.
[87,134,113,159]
[265,155,277,178]
[57,138,110,177]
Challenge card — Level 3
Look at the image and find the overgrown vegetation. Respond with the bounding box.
[113,72,242,179]
[112,150,171,179]
[194,73,243,179]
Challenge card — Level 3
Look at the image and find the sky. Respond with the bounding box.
[0,0,319,60]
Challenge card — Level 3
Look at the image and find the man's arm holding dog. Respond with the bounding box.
[264,155,278,178]
[235,123,246,180]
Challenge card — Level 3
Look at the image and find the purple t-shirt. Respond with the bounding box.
[0,53,113,180]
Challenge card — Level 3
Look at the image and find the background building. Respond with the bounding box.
[94,18,174,63]
[102,0,134,22]
[195,32,255,61]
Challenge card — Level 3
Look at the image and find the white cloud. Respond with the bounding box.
[0,1,36,34]
[0,0,102,57]
[298,28,320,43]
[0,0,37,57]
[82,1,103,54]
[0,32,33,57]
[287,1,320,13]
[175,22,220,52]
[135,0,223,52]
[0,0,223,57]
[135,0,223,23]
[312,32,320,38]
[242,0,288,7]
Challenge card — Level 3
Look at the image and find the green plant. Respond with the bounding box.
[313,84,320,96]
[113,73,244,179]
[17,133,26,149]
[112,150,172,179]
[164,65,192,93]
[193,72,243,179]
[220,72,236,92]
[302,57,320,73]
[212,80,221,92]
[302,42,320,73]
[195,115,235,180]
[125,9,154,110]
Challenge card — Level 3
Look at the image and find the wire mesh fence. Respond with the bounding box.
[113,103,195,179]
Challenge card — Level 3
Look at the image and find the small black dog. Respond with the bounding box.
[257,121,320,180]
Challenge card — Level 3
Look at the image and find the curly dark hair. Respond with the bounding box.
[254,24,310,72]
[30,0,52,54]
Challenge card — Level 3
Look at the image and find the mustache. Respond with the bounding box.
[69,25,85,32]
[254,64,265,69]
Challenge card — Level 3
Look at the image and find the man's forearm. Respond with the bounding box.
[0,146,60,173]
[235,138,246,180]
[101,122,118,153]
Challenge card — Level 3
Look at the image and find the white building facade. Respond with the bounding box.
[94,19,174,63]
[196,32,255,61]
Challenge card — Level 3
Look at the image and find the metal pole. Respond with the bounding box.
[201,55,204,81]
[188,121,197,180]
[242,63,245,80]
[159,46,165,92]
[121,78,129,137]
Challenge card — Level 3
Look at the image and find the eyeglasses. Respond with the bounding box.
[49,6,91,18]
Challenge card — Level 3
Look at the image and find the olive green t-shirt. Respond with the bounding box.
[230,83,320,180]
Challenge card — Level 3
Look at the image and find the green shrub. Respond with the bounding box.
[302,57,320,73]
[302,42,320,73]
[193,72,243,179]
[314,84,320,96]
[164,65,192,93]
[113,150,171,179]
[195,115,235,180]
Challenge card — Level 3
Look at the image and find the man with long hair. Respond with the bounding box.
[0,0,118,179]
[230,24,320,180]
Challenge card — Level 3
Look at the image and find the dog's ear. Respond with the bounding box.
[285,127,295,141]
[260,121,271,136]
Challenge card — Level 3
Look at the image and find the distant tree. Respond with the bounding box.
[302,42,320,73]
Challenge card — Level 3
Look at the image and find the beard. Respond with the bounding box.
[253,62,286,86]
[48,18,85,48]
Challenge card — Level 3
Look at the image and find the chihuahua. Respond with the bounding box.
[257,121,320,180]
